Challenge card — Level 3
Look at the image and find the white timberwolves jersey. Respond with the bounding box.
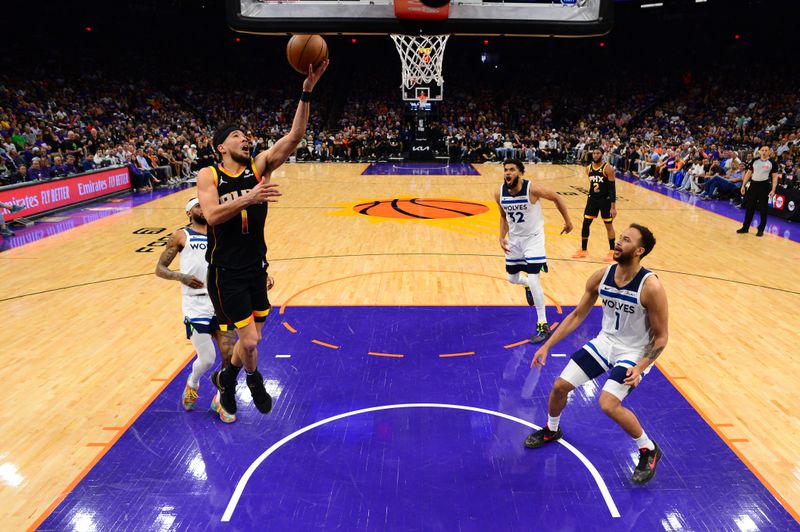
[598,264,655,350]
[180,228,209,298]
[499,179,545,240]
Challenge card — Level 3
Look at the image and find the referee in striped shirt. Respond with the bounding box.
[736,146,780,236]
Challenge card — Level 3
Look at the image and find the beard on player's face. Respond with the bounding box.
[614,250,630,264]
[229,150,250,166]
[613,245,640,265]
[505,175,520,189]
[191,212,207,226]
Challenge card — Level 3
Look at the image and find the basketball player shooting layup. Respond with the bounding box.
[525,223,668,485]
[155,198,274,423]
[495,159,573,343]
[197,60,329,421]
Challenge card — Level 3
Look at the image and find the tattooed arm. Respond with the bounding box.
[154,230,204,289]
[624,274,669,387]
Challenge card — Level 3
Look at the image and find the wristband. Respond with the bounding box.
[300,91,312,102]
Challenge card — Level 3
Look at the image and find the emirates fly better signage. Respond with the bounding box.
[0,166,130,221]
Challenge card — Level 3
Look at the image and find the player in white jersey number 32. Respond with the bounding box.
[495,159,573,343]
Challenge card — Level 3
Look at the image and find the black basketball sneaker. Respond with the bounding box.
[632,442,663,485]
[524,426,563,449]
[212,369,237,415]
[530,322,551,343]
[246,370,273,414]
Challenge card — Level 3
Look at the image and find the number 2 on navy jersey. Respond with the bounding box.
[508,212,525,223]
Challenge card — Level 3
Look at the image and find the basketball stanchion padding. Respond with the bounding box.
[394,0,450,19]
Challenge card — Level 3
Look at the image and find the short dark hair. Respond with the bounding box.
[503,159,525,173]
[630,223,656,258]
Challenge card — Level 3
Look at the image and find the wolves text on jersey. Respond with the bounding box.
[603,298,636,314]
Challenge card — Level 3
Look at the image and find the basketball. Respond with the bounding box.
[286,34,328,75]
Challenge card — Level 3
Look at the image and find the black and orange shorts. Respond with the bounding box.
[584,197,613,223]
[207,264,271,331]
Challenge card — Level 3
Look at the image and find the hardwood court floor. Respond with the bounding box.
[1,163,798,529]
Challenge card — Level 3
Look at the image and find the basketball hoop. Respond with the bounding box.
[390,34,450,91]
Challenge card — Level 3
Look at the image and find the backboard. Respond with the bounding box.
[227,0,613,37]
[403,82,442,102]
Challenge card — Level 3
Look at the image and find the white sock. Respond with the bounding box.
[507,272,527,285]
[547,415,560,431]
[188,331,217,389]
[526,273,547,324]
[634,430,655,451]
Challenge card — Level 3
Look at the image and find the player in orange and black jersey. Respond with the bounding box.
[573,148,617,261]
[197,59,329,421]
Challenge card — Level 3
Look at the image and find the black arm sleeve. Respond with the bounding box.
[608,180,616,203]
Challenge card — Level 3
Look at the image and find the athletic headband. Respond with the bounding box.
[185,197,200,212]
[213,124,243,153]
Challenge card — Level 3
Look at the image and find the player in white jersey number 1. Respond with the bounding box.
[495,159,573,343]
[525,223,669,485]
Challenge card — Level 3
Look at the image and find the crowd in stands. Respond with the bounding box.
[2,65,799,208]
[597,72,800,204]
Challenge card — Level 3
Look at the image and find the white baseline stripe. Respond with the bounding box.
[551,353,568,357]
[220,403,621,521]
[275,354,291,358]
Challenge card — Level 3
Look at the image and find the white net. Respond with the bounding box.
[390,34,450,90]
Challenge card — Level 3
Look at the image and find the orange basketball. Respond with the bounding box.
[354,198,489,219]
[286,34,328,75]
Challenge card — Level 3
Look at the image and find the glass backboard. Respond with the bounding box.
[227,0,613,37]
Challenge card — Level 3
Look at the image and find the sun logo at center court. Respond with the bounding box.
[353,198,489,220]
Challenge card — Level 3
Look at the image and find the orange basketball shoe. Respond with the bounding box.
[181,384,198,411]
[572,249,589,259]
